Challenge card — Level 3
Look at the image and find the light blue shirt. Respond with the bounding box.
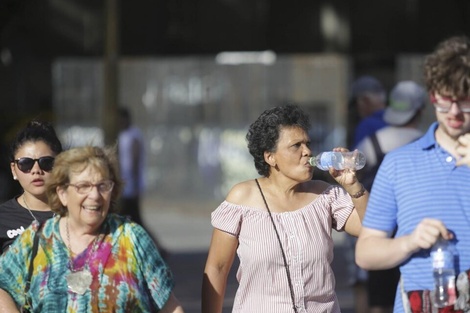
[363,122,470,313]
[118,126,146,197]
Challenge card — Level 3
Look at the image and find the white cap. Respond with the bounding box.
[384,81,426,126]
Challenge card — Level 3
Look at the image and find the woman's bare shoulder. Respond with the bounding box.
[225,179,259,205]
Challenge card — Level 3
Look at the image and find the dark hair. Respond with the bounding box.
[118,107,132,130]
[9,120,63,161]
[424,35,470,98]
[118,107,131,120]
[246,104,310,177]
[46,145,123,216]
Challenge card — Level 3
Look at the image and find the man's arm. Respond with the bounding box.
[356,219,452,270]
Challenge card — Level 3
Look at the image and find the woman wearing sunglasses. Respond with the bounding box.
[0,120,62,253]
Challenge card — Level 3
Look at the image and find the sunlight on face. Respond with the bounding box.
[62,165,112,228]
[271,126,313,180]
[10,141,56,197]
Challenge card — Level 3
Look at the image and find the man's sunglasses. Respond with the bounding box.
[14,156,55,173]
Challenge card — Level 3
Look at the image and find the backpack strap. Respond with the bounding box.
[370,132,385,164]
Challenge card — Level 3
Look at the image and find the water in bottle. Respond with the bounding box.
[431,237,456,308]
[309,151,366,171]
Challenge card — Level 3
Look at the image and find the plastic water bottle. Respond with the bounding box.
[308,151,366,171]
[431,237,456,308]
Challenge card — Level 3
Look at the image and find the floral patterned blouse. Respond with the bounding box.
[0,214,174,312]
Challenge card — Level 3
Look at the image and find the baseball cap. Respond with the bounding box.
[383,81,426,126]
[350,75,385,100]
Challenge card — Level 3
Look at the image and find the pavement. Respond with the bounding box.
[141,195,355,313]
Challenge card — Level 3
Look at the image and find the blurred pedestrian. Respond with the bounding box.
[0,120,62,254]
[0,145,184,312]
[346,75,388,313]
[349,75,388,148]
[118,107,167,257]
[356,80,426,313]
[202,104,369,313]
[356,35,470,313]
[118,107,146,225]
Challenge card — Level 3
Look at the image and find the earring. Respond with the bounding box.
[13,176,17,180]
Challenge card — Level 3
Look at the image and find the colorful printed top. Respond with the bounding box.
[212,185,354,313]
[0,214,174,312]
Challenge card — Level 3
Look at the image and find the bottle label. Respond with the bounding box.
[431,250,453,269]
[318,152,333,170]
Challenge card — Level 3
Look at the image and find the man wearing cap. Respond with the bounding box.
[355,80,426,313]
[349,75,388,148]
[356,35,470,313]
[357,81,426,174]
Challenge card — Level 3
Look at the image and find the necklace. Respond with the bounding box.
[22,194,38,222]
[65,217,99,295]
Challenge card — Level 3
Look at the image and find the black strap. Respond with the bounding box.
[370,133,385,164]
[24,224,42,309]
[255,179,298,313]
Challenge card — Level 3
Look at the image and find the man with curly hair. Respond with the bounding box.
[356,35,470,313]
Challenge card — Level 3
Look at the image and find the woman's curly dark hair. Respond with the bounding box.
[424,35,470,98]
[246,104,310,177]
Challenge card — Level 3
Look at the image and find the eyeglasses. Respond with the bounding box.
[431,94,470,113]
[14,156,55,173]
[67,180,114,194]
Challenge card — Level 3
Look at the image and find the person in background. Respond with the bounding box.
[355,80,426,313]
[118,107,146,225]
[0,120,62,254]
[357,80,426,190]
[346,75,388,313]
[356,35,470,313]
[118,107,167,257]
[202,104,369,313]
[349,75,388,148]
[0,145,184,312]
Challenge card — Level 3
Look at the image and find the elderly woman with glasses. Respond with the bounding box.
[0,120,62,254]
[0,146,185,313]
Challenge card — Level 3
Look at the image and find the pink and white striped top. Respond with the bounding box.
[211,185,354,313]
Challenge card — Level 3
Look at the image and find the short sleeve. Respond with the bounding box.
[327,185,355,231]
[211,201,243,236]
[127,222,174,310]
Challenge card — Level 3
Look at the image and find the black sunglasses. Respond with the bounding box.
[14,156,55,173]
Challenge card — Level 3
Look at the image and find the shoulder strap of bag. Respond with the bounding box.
[25,224,42,295]
[255,179,298,313]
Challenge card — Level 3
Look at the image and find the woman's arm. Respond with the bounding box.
[0,289,20,313]
[160,292,185,313]
[201,229,238,313]
[343,182,369,237]
[328,147,369,237]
